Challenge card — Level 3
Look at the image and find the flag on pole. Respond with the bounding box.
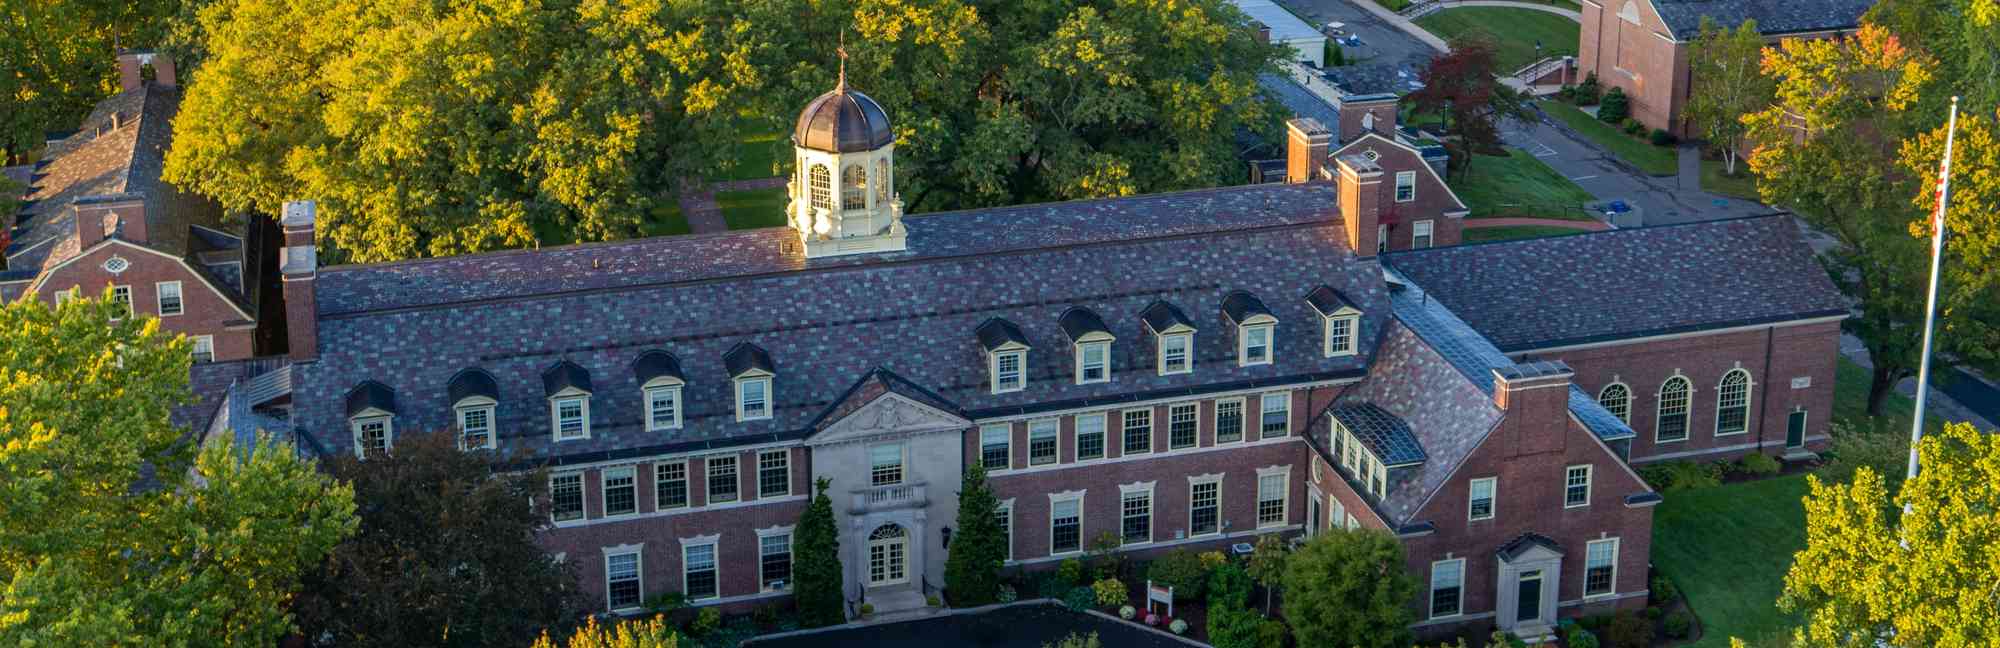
[1905,97,1961,503]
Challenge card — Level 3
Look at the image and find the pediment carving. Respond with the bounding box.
[809,392,969,447]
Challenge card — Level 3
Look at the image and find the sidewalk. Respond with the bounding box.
[1462,217,1609,230]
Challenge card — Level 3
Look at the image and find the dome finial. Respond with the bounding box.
[836,33,849,92]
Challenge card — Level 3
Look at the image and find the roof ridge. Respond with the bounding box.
[1382,212,1792,256]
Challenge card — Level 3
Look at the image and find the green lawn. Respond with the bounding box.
[1414,7,1579,72]
[1463,225,1588,242]
[1539,100,1679,176]
[1452,148,1598,220]
[1374,0,1411,11]
[712,128,787,182]
[1653,474,1813,648]
[1700,158,1762,202]
[716,189,789,230]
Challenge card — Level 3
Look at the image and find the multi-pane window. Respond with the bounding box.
[191,335,215,363]
[707,455,739,503]
[656,461,688,509]
[1395,171,1418,202]
[760,533,793,591]
[1241,324,1272,366]
[1468,477,1495,521]
[1078,341,1110,384]
[870,444,904,486]
[1159,333,1192,374]
[110,285,131,319]
[808,164,831,211]
[1121,490,1152,544]
[1215,399,1245,443]
[1369,457,1387,497]
[1658,377,1692,442]
[1716,370,1751,435]
[647,386,682,431]
[1585,538,1619,596]
[156,281,183,316]
[737,377,771,421]
[1122,409,1152,455]
[980,424,1011,470]
[684,543,718,600]
[457,405,494,450]
[1412,220,1434,248]
[1429,559,1463,618]
[354,417,391,456]
[842,164,867,210]
[602,467,636,516]
[1075,414,1105,461]
[876,159,891,202]
[606,552,642,610]
[551,473,583,522]
[1598,383,1631,423]
[1565,465,1593,508]
[1324,315,1357,356]
[553,396,589,440]
[1168,403,1198,449]
[1260,393,1290,437]
[1028,419,1058,466]
[759,450,790,498]
[1050,497,1082,554]
[1190,480,1220,536]
[1257,473,1287,527]
[992,350,1026,393]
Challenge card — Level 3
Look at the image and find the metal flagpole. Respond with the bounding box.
[1904,96,1961,510]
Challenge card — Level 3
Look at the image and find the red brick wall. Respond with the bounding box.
[36,242,257,361]
[1333,136,1465,252]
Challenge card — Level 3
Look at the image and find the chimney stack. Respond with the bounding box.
[1335,95,1398,144]
[1492,361,1575,457]
[73,196,145,248]
[116,51,176,93]
[281,200,320,362]
[1335,154,1382,256]
[1285,118,1332,184]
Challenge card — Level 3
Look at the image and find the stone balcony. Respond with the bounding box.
[848,481,928,515]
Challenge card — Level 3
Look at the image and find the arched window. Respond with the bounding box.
[842,164,867,210]
[876,158,890,203]
[1657,376,1691,443]
[1597,382,1630,424]
[809,164,831,212]
[1716,370,1752,436]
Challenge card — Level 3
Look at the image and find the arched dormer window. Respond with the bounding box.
[447,369,500,450]
[345,381,398,458]
[633,350,685,432]
[977,318,1031,394]
[1222,291,1276,367]
[809,164,832,212]
[842,164,867,210]
[725,343,776,422]
[1597,382,1631,424]
[1715,369,1752,436]
[1142,301,1197,376]
[1060,307,1114,385]
[1657,375,1692,443]
[542,360,594,441]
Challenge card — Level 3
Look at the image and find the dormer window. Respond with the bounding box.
[344,381,398,458]
[1141,301,1197,376]
[725,343,777,422]
[992,350,1025,392]
[353,416,393,457]
[1242,324,1273,365]
[448,369,500,450]
[977,318,1031,394]
[541,361,594,441]
[738,376,772,421]
[1306,285,1363,358]
[1060,307,1114,385]
[1223,291,1276,367]
[633,350,686,432]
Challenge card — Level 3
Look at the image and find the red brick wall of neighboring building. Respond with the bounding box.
[1332,135,1466,252]
[1578,0,1685,134]
[36,241,257,361]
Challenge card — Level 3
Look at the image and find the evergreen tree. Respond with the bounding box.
[945,463,1006,606]
[793,477,844,628]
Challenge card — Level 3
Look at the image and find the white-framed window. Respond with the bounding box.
[155,281,183,316]
[1076,413,1106,461]
[1028,419,1059,466]
[645,383,683,431]
[1395,171,1417,202]
[758,450,790,498]
[736,376,772,421]
[1716,369,1752,436]
[1368,455,1387,497]
[656,461,688,509]
[550,472,584,522]
[1565,465,1593,508]
[109,285,131,320]
[1468,477,1496,521]
[1598,382,1631,423]
[602,466,637,517]
[683,541,718,600]
[808,164,831,212]
[842,164,867,211]
[1122,409,1152,455]
[979,424,1011,470]
[456,400,496,450]
[551,394,590,441]
[1120,487,1152,545]
[1429,558,1464,618]
[996,500,1014,561]
[1158,333,1192,375]
[606,550,643,611]
[707,455,739,503]
[1189,477,1221,536]
[1050,494,1083,555]
[1168,403,1198,450]
[1239,323,1274,366]
[1657,376,1692,442]
[1259,392,1291,437]
[190,335,215,363]
[1412,220,1434,248]
[1323,314,1358,357]
[1257,470,1289,527]
[760,532,793,591]
[870,443,905,486]
[351,416,392,458]
[876,158,891,203]
[991,349,1026,393]
[1077,340,1110,384]
[1585,538,1619,597]
[1215,398,1245,443]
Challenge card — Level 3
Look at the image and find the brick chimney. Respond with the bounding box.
[1285,118,1332,184]
[116,51,176,92]
[73,196,145,248]
[1335,154,1382,256]
[1492,361,1575,457]
[280,200,320,362]
[1335,95,1398,143]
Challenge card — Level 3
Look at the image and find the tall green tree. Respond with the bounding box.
[1280,529,1417,648]
[0,289,358,645]
[1244,533,1287,615]
[0,0,181,163]
[1684,17,1773,175]
[793,477,844,628]
[293,430,582,647]
[945,463,1006,606]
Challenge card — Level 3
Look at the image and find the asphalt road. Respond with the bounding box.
[1500,117,1773,226]
[1277,0,1435,75]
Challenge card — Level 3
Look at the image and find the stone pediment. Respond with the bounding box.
[808,391,970,447]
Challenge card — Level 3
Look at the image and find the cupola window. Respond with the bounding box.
[842,164,867,210]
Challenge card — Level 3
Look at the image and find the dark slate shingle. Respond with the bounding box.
[1650,0,1871,40]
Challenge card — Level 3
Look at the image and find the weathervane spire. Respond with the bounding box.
[836,33,849,92]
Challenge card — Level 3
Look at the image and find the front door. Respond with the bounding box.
[1516,570,1543,623]
[1786,410,1807,449]
[1308,497,1322,537]
[868,524,908,586]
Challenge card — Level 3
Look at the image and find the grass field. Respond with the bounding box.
[1700,158,1762,202]
[1653,474,1812,648]
[717,189,788,230]
[1462,224,1588,242]
[1452,148,1598,220]
[1414,7,1579,72]
[1539,100,1679,176]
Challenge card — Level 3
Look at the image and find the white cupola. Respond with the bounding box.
[788,56,905,258]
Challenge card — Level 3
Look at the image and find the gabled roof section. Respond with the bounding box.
[1142,300,1197,334]
[1058,307,1113,342]
[804,367,968,438]
[1497,532,1564,561]
[1306,284,1360,316]
[541,360,593,396]
[1649,0,1871,40]
[632,350,685,385]
[723,343,776,378]
[447,368,500,404]
[1220,291,1274,326]
[975,318,1030,352]
[1329,403,1427,465]
[1332,132,1470,215]
[344,381,397,418]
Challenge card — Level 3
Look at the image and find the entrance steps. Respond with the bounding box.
[1512,623,1559,645]
[858,587,937,624]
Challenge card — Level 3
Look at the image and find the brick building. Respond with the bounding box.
[188,79,1843,640]
[1576,0,1872,135]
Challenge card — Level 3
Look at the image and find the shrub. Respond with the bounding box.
[1119,605,1136,619]
[1254,619,1288,648]
[1208,604,1261,648]
[926,595,941,607]
[1566,627,1600,648]
[1820,422,1912,494]
[1145,612,1162,626]
[1064,586,1096,612]
[1649,128,1676,146]
[858,602,875,616]
[1199,551,1229,570]
[997,584,1018,603]
[1087,532,1126,580]
[1607,610,1653,648]
[1651,574,1680,604]
[690,607,723,636]
[1037,573,1071,599]
[645,591,687,615]
[1598,87,1629,123]
[1057,558,1087,586]
[1738,452,1782,475]
[1146,550,1210,601]
[1330,43,1346,67]
[1624,120,1646,136]
[1579,613,1613,634]
[1638,460,1724,492]
[1169,619,1189,635]
[1664,609,1695,639]
[1645,606,1662,620]
[1093,578,1129,607]
[752,603,780,627]
[1577,72,1602,104]
[1209,563,1253,608]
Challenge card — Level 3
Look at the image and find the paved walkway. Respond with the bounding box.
[1414,0,1581,20]
[678,176,786,234]
[1463,216,1610,230]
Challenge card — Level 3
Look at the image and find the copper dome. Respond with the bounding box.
[793,87,894,153]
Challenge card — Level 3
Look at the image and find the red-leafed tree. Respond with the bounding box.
[1403,34,1532,179]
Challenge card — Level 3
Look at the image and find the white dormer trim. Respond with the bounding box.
[643,377,685,432]
[1157,331,1194,376]
[1321,309,1361,358]
[1238,319,1276,367]
[453,396,498,450]
[990,344,1028,394]
[735,373,774,422]
[350,408,395,458]
[549,387,592,441]
[1074,333,1114,385]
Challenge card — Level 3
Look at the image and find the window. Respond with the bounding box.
[760,533,793,591]
[1657,376,1692,442]
[656,461,688,509]
[53,289,73,307]
[1257,472,1288,527]
[1412,220,1434,248]
[1468,477,1495,521]
[1369,457,1386,497]
[190,335,215,363]
[1077,341,1110,384]
[759,451,790,498]
[996,502,1013,561]
[1565,465,1593,508]
[980,424,1011,470]
[606,551,642,611]
[1598,383,1631,423]
[1395,171,1417,202]
[842,164,867,210]
[1324,315,1357,357]
[1260,393,1290,437]
[876,158,891,203]
[684,542,718,600]
[991,350,1025,393]
[552,395,589,441]
[1189,479,1220,536]
[737,377,772,421]
[1240,324,1273,366]
[1215,399,1245,443]
[457,403,494,450]
[1376,224,1389,254]
[1585,538,1619,597]
[603,467,636,517]
[1168,403,1198,449]
[1076,414,1106,461]
[808,164,831,212]
[156,281,182,316]
[1716,370,1751,436]
[646,385,682,431]
[110,285,131,319]
[1121,489,1152,544]
[353,416,392,457]
[1159,333,1192,375]
[551,473,583,522]
[1028,419,1058,466]
[870,443,904,486]
[1430,558,1464,618]
[1050,496,1082,554]
[1122,409,1152,455]
[707,455,739,503]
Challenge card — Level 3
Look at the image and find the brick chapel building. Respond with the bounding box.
[184,77,1846,639]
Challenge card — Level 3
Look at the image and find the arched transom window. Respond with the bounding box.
[809,164,832,212]
[842,164,867,210]
[1716,370,1751,436]
[1657,376,1691,443]
[1597,382,1630,424]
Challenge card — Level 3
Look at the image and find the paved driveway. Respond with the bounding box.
[1500,116,1771,226]
[1277,0,1436,72]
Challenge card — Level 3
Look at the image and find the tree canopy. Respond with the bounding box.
[1684,17,1772,175]
[531,615,679,648]
[0,0,181,163]
[1404,33,1531,177]
[1279,529,1417,648]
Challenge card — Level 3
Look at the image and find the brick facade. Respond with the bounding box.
[34,240,258,361]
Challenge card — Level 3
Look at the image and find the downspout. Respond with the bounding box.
[1756,326,1775,453]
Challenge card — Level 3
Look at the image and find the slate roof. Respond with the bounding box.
[1650,0,1872,40]
[1382,216,1848,352]
[1259,73,1342,132]
[1328,402,1428,465]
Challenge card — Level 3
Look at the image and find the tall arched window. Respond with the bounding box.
[876,158,890,203]
[1716,370,1751,436]
[1597,382,1631,424]
[1657,376,1691,443]
[809,164,832,211]
[842,164,867,210]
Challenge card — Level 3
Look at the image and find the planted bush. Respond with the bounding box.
[1738,452,1782,475]
[1649,128,1676,146]
[1169,619,1189,635]
[1575,73,1602,105]
[1057,558,1087,587]
[1145,550,1210,601]
[1092,578,1129,607]
[1209,563,1253,608]
[1638,460,1724,492]
[1607,610,1653,648]
[1064,586,1096,612]
[1664,609,1695,639]
[690,607,723,636]
[1566,626,1601,648]
[1597,87,1630,123]
[997,584,1018,603]
[1651,574,1680,604]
